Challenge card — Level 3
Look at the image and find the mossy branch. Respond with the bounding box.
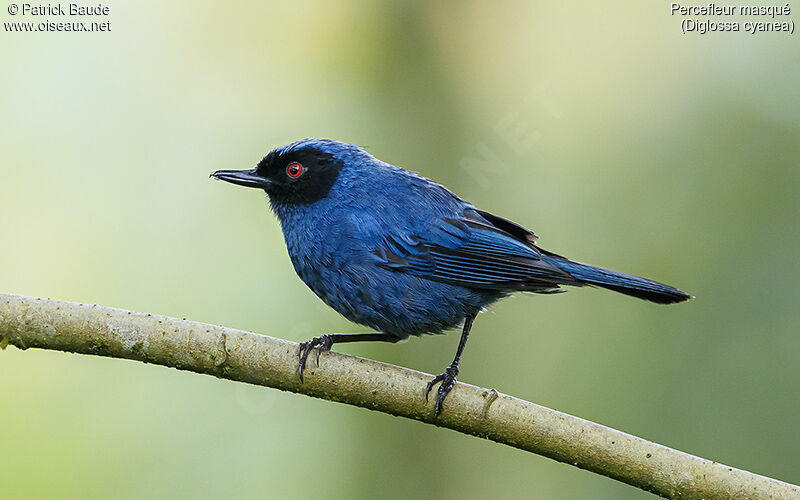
[0,293,796,499]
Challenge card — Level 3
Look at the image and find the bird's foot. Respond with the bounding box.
[425,363,459,417]
[297,334,334,382]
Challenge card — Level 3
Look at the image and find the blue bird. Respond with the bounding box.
[211,139,690,416]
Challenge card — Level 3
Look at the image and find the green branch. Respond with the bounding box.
[1,293,796,499]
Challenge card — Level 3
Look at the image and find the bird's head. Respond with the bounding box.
[211,139,363,207]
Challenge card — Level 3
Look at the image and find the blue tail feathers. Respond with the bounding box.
[543,254,691,304]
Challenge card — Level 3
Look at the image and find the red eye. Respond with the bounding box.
[286,162,303,178]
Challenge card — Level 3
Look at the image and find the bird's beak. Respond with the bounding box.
[210,169,272,189]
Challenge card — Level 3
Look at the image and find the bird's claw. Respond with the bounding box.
[425,364,459,417]
[297,334,334,382]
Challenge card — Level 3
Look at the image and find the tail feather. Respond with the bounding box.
[543,255,691,304]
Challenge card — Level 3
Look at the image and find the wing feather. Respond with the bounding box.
[374,209,579,290]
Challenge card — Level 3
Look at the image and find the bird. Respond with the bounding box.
[211,138,691,416]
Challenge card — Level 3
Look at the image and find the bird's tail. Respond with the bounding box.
[541,253,691,304]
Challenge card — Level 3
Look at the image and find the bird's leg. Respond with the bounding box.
[426,314,476,417]
[297,333,400,382]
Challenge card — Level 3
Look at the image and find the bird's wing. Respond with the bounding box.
[372,209,580,291]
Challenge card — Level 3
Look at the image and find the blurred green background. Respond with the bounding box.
[2,1,799,498]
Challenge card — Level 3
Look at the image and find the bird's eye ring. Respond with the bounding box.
[286,162,303,178]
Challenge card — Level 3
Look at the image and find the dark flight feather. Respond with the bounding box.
[375,209,690,303]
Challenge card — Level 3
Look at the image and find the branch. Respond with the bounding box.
[0,294,796,499]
